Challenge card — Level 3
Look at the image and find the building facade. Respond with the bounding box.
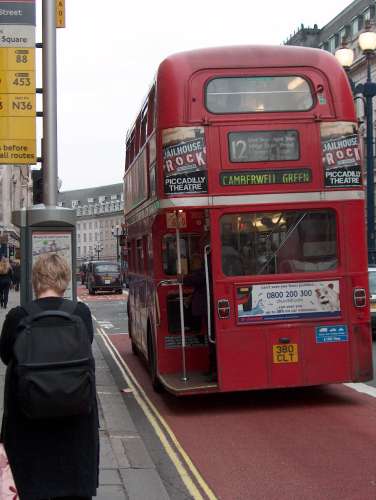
[285,0,375,120]
[0,165,33,259]
[58,183,124,265]
[285,0,376,231]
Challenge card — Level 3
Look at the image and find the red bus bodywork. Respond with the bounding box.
[124,45,373,395]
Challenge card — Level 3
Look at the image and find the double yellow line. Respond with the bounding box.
[96,326,217,500]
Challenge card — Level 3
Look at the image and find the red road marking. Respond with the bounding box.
[108,333,376,500]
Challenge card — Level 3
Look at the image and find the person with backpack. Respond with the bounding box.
[0,253,99,500]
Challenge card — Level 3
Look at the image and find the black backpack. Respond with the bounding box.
[13,300,95,419]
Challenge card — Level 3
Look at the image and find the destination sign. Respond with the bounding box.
[229,130,299,163]
[220,168,312,186]
[0,47,34,70]
[0,25,35,46]
[0,1,36,26]
[0,69,34,92]
[0,93,34,116]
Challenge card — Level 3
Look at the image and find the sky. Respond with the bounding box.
[45,0,354,191]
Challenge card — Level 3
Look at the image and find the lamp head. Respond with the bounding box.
[359,20,376,53]
[335,37,354,68]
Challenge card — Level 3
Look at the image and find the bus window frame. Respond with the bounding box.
[204,74,316,115]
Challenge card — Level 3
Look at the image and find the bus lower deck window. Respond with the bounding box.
[220,210,337,276]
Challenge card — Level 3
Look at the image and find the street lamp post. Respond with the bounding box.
[112,225,121,264]
[336,25,376,264]
[94,243,103,260]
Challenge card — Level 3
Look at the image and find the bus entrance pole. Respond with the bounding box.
[175,211,188,382]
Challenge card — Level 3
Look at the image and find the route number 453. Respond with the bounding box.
[13,76,31,86]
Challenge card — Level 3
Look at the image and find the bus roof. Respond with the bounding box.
[158,45,344,75]
[156,44,353,126]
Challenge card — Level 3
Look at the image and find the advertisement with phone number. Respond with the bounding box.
[237,280,340,322]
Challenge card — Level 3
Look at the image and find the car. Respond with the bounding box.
[86,260,122,294]
[369,266,376,336]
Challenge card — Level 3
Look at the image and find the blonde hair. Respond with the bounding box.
[0,259,10,274]
[32,253,70,296]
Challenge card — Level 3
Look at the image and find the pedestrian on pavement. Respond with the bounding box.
[0,253,99,500]
[0,258,13,309]
[11,259,20,292]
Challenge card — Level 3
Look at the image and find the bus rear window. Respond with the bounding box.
[206,76,313,114]
[221,210,337,276]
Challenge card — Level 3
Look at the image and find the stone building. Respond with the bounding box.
[58,183,124,264]
[285,0,376,117]
[0,165,33,259]
[285,0,376,235]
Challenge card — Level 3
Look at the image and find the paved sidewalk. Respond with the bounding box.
[0,290,171,500]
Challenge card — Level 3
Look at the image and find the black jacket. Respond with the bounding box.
[0,297,99,500]
[0,268,13,286]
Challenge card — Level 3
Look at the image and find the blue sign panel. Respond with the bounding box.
[315,325,348,343]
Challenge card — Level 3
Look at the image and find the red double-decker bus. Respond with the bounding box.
[123,45,373,395]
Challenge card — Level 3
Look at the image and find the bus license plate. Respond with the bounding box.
[273,344,298,363]
[105,279,111,284]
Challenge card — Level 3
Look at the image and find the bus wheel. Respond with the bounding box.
[127,303,137,355]
[147,327,163,393]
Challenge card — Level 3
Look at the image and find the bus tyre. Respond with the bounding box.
[148,327,163,393]
[127,303,137,355]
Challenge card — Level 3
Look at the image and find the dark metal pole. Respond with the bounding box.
[116,229,120,264]
[366,53,376,264]
[42,0,58,206]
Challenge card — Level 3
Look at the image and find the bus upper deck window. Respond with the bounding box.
[206,76,313,114]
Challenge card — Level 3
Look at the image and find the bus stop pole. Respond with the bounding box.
[42,0,58,206]
[175,211,188,382]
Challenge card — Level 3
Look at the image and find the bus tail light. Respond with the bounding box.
[217,299,230,319]
[353,288,366,308]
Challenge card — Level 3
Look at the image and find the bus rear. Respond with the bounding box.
[133,45,373,394]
